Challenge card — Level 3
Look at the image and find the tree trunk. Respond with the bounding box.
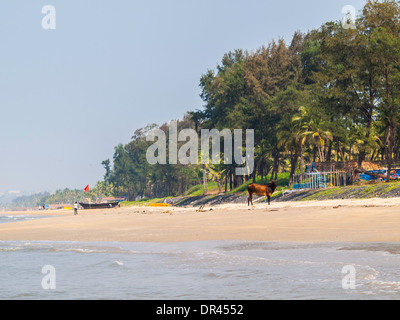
[299,143,304,174]
[326,140,333,163]
[272,147,279,181]
[260,162,264,184]
[313,144,317,163]
[384,64,394,183]
[289,151,299,186]
[386,126,396,183]
[203,168,207,194]
[359,75,375,167]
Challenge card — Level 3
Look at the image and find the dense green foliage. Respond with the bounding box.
[99,0,400,200]
[13,1,400,207]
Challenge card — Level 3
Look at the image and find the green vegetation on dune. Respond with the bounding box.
[291,181,400,201]
[185,181,220,196]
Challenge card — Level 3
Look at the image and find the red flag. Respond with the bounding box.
[84,184,90,193]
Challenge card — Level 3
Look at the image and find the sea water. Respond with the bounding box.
[1,240,400,300]
[0,215,50,224]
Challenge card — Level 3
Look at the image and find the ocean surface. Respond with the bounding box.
[0,214,50,224]
[1,235,400,300]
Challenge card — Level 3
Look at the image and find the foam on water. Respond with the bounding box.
[0,215,51,224]
[1,240,400,299]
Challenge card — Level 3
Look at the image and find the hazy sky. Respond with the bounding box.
[0,0,366,193]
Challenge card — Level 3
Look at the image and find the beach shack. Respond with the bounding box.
[291,161,400,190]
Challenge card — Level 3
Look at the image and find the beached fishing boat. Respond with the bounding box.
[79,202,120,210]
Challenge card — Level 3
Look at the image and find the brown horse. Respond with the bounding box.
[247,181,278,206]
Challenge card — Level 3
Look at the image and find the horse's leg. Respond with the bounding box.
[267,195,271,205]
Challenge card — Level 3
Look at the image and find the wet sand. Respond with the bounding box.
[1,198,400,243]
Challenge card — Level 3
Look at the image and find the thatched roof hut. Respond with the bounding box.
[308,161,386,173]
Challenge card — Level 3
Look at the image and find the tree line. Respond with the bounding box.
[102,0,400,201]
[10,182,115,209]
[13,0,400,206]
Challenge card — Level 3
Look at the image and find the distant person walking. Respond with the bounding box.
[74,202,79,215]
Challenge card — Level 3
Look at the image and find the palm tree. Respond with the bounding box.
[293,106,333,163]
[207,163,226,193]
[277,114,305,185]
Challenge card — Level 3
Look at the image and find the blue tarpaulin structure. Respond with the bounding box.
[359,169,400,181]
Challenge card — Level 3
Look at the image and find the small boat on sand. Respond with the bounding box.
[79,202,120,210]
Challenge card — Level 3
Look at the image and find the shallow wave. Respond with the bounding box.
[47,246,131,254]
[0,215,51,224]
[219,241,329,252]
[338,243,400,256]
[2,240,400,299]
[0,246,23,252]
[110,260,124,267]
[369,280,400,290]
[2,242,133,255]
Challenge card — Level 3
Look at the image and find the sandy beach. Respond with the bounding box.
[1,198,400,243]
